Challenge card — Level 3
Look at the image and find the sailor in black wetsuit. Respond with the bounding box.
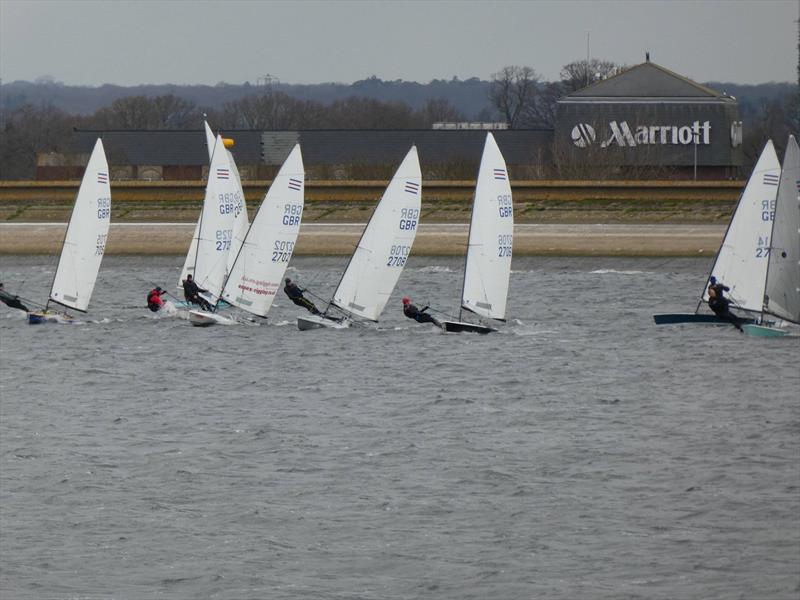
[707,276,743,331]
[402,296,440,326]
[284,278,321,315]
[0,283,29,312]
[182,274,212,311]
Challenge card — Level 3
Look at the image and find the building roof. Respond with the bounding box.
[564,61,732,101]
[72,128,553,167]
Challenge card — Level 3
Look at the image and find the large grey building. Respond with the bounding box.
[554,60,743,179]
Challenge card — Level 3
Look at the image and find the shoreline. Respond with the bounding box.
[0,222,724,257]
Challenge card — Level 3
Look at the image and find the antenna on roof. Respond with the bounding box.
[645,51,650,62]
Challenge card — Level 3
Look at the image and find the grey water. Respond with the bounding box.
[0,255,798,600]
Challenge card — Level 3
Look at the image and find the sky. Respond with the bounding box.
[0,0,796,87]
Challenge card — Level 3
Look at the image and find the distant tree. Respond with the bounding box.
[416,98,466,126]
[488,66,541,128]
[220,91,319,129]
[559,59,624,94]
[0,103,74,179]
[325,97,417,129]
[88,94,200,129]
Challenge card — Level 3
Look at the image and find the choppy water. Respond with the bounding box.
[1,255,798,600]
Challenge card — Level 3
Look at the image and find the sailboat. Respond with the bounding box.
[177,134,237,322]
[440,132,513,334]
[653,140,781,326]
[296,146,422,330]
[741,135,800,336]
[177,121,249,293]
[188,145,305,326]
[28,139,111,324]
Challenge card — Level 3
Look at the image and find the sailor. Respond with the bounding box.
[146,286,167,312]
[182,274,212,311]
[284,278,321,315]
[707,276,743,331]
[402,296,440,326]
[0,282,29,312]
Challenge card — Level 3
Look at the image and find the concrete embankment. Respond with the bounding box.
[0,222,725,257]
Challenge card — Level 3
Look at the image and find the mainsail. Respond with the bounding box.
[49,138,111,312]
[330,146,422,321]
[460,132,513,321]
[763,135,800,324]
[703,140,781,313]
[193,135,237,302]
[222,145,305,317]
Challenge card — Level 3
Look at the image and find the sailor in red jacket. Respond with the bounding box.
[147,286,167,312]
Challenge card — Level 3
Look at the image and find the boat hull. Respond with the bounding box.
[653,314,756,325]
[188,310,238,327]
[27,311,74,325]
[742,324,789,337]
[297,315,350,330]
[441,320,497,334]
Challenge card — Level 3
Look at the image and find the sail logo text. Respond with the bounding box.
[571,121,712,148]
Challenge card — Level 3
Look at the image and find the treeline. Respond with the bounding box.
[0,60,796,179]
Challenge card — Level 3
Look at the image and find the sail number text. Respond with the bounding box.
[215,229,232,251]
[497,234,512,257]
[218,192,241,215]
[284,203,302,226]
[399,208,419,230]
[497,194,513,218]
[96,197,110,219]
[761,199,775,222]
[386,244,411,267]
[95,233,107,255]
[272,240,295,262]
[755,235,771,258]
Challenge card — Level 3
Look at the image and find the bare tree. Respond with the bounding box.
[417,98,466,126]
[488,66,541,128]
[559,59,624,94]
[88,94,200,129]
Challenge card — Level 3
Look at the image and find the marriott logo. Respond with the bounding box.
[571,120,711,148]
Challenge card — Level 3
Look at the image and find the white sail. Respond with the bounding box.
[193,135,237,301]
[179,122,249,287]
[331,146,422,321]
[222,145,304,317]
[764,135,800,323]
[461,133,513,321]
[49,138,111,312]
[703,140,781,312]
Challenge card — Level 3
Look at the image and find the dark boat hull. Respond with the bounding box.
[653,313,756,325]
[441,320,497,334]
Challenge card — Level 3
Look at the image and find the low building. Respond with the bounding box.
[554,59,743,179]
[52,128,553,181]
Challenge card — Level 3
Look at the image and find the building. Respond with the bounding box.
[554,59,743,179]
[50,128,553,181]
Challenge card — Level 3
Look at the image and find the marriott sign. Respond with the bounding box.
[571,120,711,149]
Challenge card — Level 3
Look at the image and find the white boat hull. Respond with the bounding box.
[188,310,238,327]
[297,315,350,330]
[742,323,790,337]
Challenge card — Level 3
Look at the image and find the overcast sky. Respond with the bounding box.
[0,0,796,87]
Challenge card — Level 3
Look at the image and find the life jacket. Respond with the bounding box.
[147,289,163,311]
